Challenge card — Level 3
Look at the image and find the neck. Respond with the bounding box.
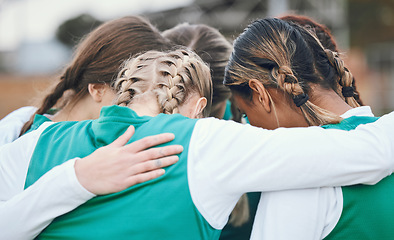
[127,92,161,117]
[52,95,100,122]
[309,85,352,116]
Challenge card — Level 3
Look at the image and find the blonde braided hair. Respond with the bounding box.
[114,49,212,117]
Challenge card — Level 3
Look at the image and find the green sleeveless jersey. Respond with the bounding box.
[24,114,52,135]
[322,116,394,239]
[25,105,220,240]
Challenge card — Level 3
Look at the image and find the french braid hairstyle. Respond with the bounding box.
[224,18,356,126]
[162,23,237,120]
[20,16,174,135]
[163,24,250,227]
[280,14,363,106]
[114,49,212,117]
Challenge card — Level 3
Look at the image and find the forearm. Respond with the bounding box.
[197,114,394,190]
[0,159,94,240]
[188,113,394,228]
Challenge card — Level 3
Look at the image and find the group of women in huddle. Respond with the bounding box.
[1,13,394,240]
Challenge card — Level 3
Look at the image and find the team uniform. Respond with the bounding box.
[250,106,394,240]
[1,105,394,239]
[219,100,261,240]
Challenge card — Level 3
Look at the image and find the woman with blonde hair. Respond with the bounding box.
[2,46,394,239]
[163,22,258,239]
[0,16,183,239]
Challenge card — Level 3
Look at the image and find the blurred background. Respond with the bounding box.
[0,0,393,118]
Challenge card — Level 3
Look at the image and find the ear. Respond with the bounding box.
[88,83,107,103]
[192,97,207,119]
[248,79,271,113]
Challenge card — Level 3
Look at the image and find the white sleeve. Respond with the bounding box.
[188,112,394,228]
[250,187,342,240]
[0,106,37,146]
[0,123,95,240]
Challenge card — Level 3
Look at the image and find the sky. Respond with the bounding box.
[0,0,192,51]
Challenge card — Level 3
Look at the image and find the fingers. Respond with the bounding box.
[135,145,183,162]
[154,159,162,168]
[110,126,135,147]
[126,169,166,186]
[125,155,180,187]
[153,155,179,168]
[130,155,179,176]
[125,133,176,153]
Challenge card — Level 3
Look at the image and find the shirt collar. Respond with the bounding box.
[340,106,374,118]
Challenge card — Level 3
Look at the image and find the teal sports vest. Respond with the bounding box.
[323,116,394,239]
[24,114,52,135]
[25,105,220,240]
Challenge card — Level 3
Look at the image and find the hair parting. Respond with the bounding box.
[113,49,212,117]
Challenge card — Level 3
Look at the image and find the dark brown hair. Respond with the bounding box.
[225,18,361,126]
[20,16,174,135]
[280,14,363,106]
[163,23,233,118]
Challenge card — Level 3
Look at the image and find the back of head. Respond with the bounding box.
[21,16,174,135]
[280,14,363,106]
[225,18,360,126]
[279,14,338,52]
[68,16,173,89]
[114,49,212,117]
[163,23,232,117]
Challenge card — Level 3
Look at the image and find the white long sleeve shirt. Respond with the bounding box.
[1,108,394,239]
[249,106,375,240]
[0,106,37,146]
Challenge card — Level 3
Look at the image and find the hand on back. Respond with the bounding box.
[74,126,182,195]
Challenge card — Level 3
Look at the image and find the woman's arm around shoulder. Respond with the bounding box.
[0,125,182,240]
[187,112,394,228]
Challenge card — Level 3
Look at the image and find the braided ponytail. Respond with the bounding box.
[19,16,175,136]
[325,49,360,108]
[225,18,345,127]
[275,66,341,125]
[155,55,190,115]
[19,67,80,136]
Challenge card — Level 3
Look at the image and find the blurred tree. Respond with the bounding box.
[349,0,394,47]
[56,14,103,48]
[0,54,5,73]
